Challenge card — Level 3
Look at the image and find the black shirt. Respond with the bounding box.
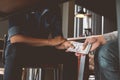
[8,6,63,40]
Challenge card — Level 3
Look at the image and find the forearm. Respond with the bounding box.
[10,34,50,46]
[10,34,55,46]
[103,31,118,42]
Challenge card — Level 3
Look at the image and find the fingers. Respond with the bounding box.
[83,37,97,50]
[56,40,74,50]
[63,41,74,49]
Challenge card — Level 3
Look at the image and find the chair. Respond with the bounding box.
[70,37,92,80]
[76,51,89,80]
[22,64,63,80]
[2,34,63,80]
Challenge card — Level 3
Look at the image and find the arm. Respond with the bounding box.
[10,34,66,47]
[82,31,118,51]
[103,31,118,42]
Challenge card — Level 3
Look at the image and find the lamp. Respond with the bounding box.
[75,7,86,18]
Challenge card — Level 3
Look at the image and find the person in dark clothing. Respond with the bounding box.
[4,6,78,80]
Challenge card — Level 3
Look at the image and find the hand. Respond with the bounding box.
[82,35,106,51]
[55,41,74,50]
[48,36,66,46]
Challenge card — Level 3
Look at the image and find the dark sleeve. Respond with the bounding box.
[8,13,27,39]
[49,7,63,38]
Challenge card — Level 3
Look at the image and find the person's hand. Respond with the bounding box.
[55,40,74,50]
[83,35,106,51]
[75,35,106,56]
[48,36,66,46]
